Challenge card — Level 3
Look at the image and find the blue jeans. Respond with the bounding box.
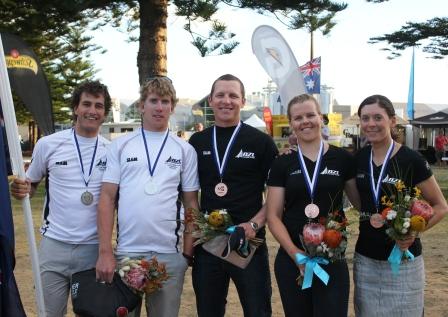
[192,244,272,317]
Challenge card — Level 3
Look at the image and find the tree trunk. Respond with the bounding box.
[138,0,168,85]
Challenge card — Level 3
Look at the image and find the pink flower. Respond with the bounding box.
[124,267,147,291]
[303,223,325,246]
[410,200,434,222]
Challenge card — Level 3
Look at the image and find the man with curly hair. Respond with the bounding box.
[10,81,112,317]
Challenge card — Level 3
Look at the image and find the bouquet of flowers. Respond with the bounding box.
[296,210,349,289]
[185,207,234,246]
[117,257,169,295]
[301,210,349,261]
[380,181,433,239]
[380,181,434,273]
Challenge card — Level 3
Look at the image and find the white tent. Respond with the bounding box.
[244,114,266,131]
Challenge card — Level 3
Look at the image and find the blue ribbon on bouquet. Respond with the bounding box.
[388,243,415,275]
[295,253,329,289]
[226,226,249,254]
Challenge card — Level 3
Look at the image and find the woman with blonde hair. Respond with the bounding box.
[266,94,360,316]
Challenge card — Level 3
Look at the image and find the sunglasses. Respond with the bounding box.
[145,75,173,84]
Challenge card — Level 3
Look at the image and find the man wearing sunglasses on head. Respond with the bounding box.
[95,76,199,317]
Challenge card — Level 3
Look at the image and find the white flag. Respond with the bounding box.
[251,25,306,111]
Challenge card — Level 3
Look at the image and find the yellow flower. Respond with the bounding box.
[410,215,426,232]
[208,210,224,227]
[413,187,421,198]
[395,180,405,192]
[381,195,393,207]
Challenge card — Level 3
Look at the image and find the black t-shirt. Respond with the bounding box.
[189,123,278,233]
[355,145,432,260]
[267,145,356,249]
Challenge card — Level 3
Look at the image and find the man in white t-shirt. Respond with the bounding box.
[11,81,112,317]
[95,77,200,317]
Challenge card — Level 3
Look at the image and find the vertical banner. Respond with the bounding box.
[407,48,415,121]
[1,32,54,135]
[252,25,306,113]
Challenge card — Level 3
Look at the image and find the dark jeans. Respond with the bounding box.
[274,248,349,317]
[192,243,272,317]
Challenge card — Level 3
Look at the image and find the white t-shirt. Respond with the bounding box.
[103,129,199,253]
[26,129,110,244]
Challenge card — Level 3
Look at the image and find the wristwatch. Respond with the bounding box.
[249,221,259,232]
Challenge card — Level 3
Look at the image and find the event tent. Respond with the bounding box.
[411,111,448,127]
[244,114,266,131]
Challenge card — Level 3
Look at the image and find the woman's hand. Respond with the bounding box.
[395,235,416,251]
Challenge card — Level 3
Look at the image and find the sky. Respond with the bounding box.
[90,0,448,109]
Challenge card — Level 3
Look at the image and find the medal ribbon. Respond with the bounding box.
[296,141,324,203]
[73,129,98,188]
[369,140,394,210]
[212,122,242,180]
[141,128,169,177]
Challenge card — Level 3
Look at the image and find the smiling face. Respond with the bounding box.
[73,92,106,137]
[209,80,245,127]
[289,99,322,144]
[140,93,173,132]
[359,102,396,145]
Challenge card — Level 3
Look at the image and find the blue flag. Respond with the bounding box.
[407,48,415,120]
[299,57,321,94]
[0,120,26,316]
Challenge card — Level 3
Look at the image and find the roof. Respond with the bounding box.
[411,111,448,126]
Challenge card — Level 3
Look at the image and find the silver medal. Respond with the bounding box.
[81,191,94,205]
[144,178,158,195]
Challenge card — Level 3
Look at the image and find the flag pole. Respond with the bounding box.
[0,34,46,317]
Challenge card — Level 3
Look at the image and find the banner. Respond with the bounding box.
[252,25,306,112]
[407,48,415,120]
[299,56,321,94]
[1,32,54,135]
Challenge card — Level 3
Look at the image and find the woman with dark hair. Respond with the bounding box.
[353,94,447,316]
[266,94,360,316]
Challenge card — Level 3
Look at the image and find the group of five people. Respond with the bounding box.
[11,74,447,317]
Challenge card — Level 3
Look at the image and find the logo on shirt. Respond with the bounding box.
[55,160,67,166]
[357,173,365,179]
[165,156,181,169]
[320,167,340,176]
[202,150,211,156]
[96,158,107,171]
[126,157,138,162]
[382,174,399,185]
[71,283,79,298]
[235,149,255,159]
[290,169,302,175]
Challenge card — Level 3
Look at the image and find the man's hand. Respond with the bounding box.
[95,251,116,283]
[238,222,256,240]
[10,177,31,199]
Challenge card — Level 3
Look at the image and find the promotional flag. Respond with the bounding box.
[299,57,321,94]
[1,32,54,135]
[0,125,27,317]
[407,48,415,120]
[252,25,306,111]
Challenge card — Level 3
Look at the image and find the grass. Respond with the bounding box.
[9,167,448,316]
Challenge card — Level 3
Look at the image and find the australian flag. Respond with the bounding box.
[0,119,26,316]
[299,56,321,94]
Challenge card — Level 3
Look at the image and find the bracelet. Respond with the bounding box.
[182,253,194,267]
